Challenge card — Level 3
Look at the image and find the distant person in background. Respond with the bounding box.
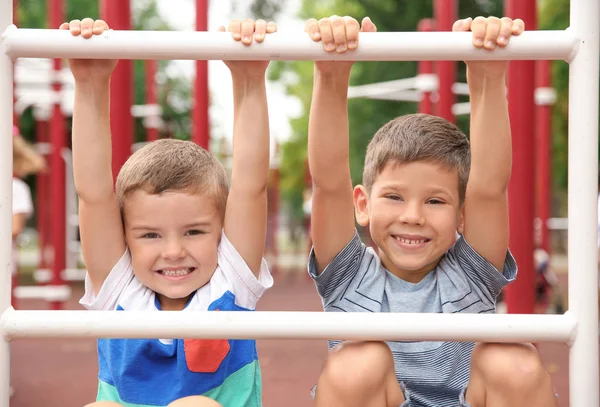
[12,126,46,289]
[11,126,46,397]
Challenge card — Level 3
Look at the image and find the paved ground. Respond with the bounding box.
[9,269,579,407]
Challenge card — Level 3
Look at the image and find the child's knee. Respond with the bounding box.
[319,341,395,392]
[167,396,223,407]
[470,343,551,391]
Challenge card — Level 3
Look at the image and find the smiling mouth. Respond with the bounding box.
[157,267,196,277]
[392,236,431,245]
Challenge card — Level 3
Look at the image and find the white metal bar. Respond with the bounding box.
[12,285,71,302]
[366,91,421,102]
[0,4,12,407]
[568,0,599,404]
[0,309,577,343]
[2,27,578,61]
[348,77,418,98]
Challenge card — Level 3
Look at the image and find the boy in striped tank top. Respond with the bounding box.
[304,15,558,407]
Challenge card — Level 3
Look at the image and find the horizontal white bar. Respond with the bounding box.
[33,268,86,283]
[2,27,578,61]
[0,309,577,343]
[348,77,418,98]
[365,90,421,102]
[12,285,71,302]
[548,217,569,230]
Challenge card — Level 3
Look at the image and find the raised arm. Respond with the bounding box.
[222,19,277,277]
[457,17,525,271]
[304,16,377,273]
[62,19,126,293]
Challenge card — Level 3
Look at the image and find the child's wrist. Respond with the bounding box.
[74,77,111,91]
[314,68,351,86]
[467,71,506,92]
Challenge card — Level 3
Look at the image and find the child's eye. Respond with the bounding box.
[427,199,445,205]
[185,229,204,236]
[385,194,403,201]
[142,232,160,239]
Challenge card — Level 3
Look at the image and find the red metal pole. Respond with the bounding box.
[101,0,133,179]
[48,0,65,310]
[434,0,457,123]
[535,60,553,253]
[193,0,209,149]
[503,0,537,314]
[145,60,159,142]
[417,19,435,115]
[35,117,49,278]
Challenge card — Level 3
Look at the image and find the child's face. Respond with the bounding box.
[123,190,223,310]
[354,161,464,283]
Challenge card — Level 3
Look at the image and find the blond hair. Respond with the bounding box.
[13,135,46,178]
[363,114,470,203]
[115,139,229,216]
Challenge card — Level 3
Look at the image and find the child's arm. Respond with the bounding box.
[456,17,525,271]
[61,19,125,293]
[222,19,277,277]
[305,16,377,273]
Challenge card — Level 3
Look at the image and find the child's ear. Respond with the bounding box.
[353,185,370,227]
[456,204,465,235]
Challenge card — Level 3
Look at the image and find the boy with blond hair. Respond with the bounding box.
[62,17,277,407]
[305,15,558,407]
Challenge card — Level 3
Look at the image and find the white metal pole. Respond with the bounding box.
[2,28,577,62]
[568,0,600,404]
[0,310,577,343]
[0,1,12,406]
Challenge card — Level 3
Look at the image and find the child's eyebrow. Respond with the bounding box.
[129,225,159,231]
[183,222,213,229]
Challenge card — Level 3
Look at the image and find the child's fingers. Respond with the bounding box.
[254,19,267,43]
[305,18,320,40]
[360,16,377,33]
[266,21,277,34]
[483,16,501,50]
[452,17,472,32]
[228,19,242,41]
[92,19,109,35]
[344,16,360,50]
[497,17,514,47]
[241,18,255,45]
[59,22,69,30]
[470,16,487,48]
[512,18,525,35]
[317,18,335,52]
[217,25,226,32]
[331,15,348,53]
[69,19,81,36]
[80,18,95,39]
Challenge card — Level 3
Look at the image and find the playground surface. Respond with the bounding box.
[10,270,577,407]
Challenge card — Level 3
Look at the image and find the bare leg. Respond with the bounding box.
[314,341,405,407]
[465,343,558,407]
[168,396,223,407]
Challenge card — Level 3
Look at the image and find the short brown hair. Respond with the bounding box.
[362,114,470,203]
[115,139,229,216]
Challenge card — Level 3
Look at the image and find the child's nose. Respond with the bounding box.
[162,239,186,260]
[399,202,425,225]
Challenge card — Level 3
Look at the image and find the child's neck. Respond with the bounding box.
[158,294,191,311]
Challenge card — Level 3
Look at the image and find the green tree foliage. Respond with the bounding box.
[276,0,503,223]
[538,0,599,199]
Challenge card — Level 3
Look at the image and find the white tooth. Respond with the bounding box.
[162,268,190,277]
